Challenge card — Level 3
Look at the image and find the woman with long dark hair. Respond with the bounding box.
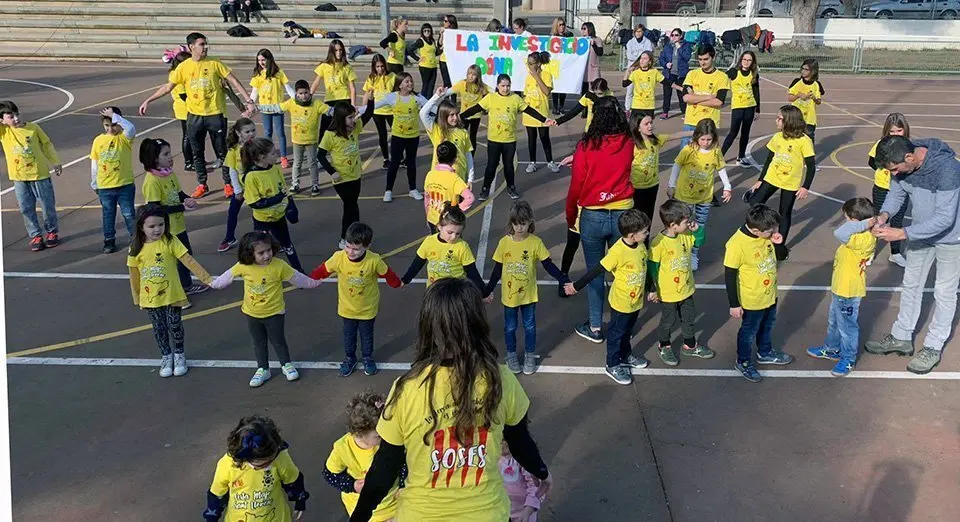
[437,14,458,88]
[579,21,604,118]
[720,50,760,166]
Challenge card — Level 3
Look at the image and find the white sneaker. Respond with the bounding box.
[173,353,188,376]
[181,301,192,310]
[816,165,822,172]
[209,159,223,170]
[281,363,300,381]
[289,181,301,194]
[889,253,907,268]
[383,190,393,202]
[159,355,173,378]
[408,189,424,201]
[525,163,537,173]
[547,161,561,173]
[249,368,271,387]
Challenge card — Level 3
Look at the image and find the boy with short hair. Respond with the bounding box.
[565,209,653,386]
[422,140,474,233]
[90,106,137,254]
[724,204,794,383]
[648,200,715,366]
[277,79,331,196]
[310,222,403,378]
[0,100,62,251]
[807,197,876,376]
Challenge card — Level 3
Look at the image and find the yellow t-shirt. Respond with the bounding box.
[579,91,612,132]
[649,232,695,303]
[243,166,288,222]
[631,134,668,189]
[314,62,357,102]
[628,68,665,110]
[682,68,730,126]
[377,365,530,522]
[168,57,231,116]
[388,94,422,139]
[424,168,468,226]
[478,93,528,144]
[322,250,390,320]
[416,235,476,285]
[600,239,649,314]
[326,433,399,521]
[320,122,364,184]
[0,122,58,181]
[832,228,876,298]
[209,449,301,522]
[452,81,485,121]
[126,236,189,308]
[280,98,329,145]
[674,146,724,205]
[418,38,439,68]
[492,234,550,307]
[730,70,758,110]
[250,69,290,106]
[142,172,187,235]
[723,229,778,310]
[386,31,406,65]
[869,140,891,190]
[522,69,553,128]
[426,126,473,181]
[788,78,823,126]
[171,83,188,120]
[230,258,296,318]
[363,73,398,116]
[765,132,815,192]
[225,145,242,176]
[90,132,134,189]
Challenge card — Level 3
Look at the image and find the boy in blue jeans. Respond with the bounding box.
[90,106,137,253]
[724,204,794,383]
[807,197,876,376]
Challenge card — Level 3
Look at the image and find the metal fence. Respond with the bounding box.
[586,0,960,20]
[755,34,960,73]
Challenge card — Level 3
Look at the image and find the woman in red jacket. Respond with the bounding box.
[564,97,636,344]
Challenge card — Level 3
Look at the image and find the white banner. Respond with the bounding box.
[442,29,591,94]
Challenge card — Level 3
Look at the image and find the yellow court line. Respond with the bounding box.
[829,141,875,182]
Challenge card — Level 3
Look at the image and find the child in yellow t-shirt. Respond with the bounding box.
[522,52,560,174]
[209,231,320,387]
[250,49,295,168]
[311,40,358,138]
[241,137,303,272]
[268,80,333,195]
[91,106,137,253]
[408,23,439,97]
[218,118,256,253]
[400,204,486,290]
[648,200,715,366]
[205,415,309,522]
[788,58,824,144]
[806,198,877,377]
[126,204,214,378]
[309,222,403,377]
[485,201,569,375]
[324,392,402,522]
[622,51,664,120]
[370,72,428,202]
[423,141,474,232]
[868,113,910,267]
[451,64,489,150]
[364,55,398,170]
[565,209,652,386]
[420,87,475,183]
[724,204,794,383]
[628,112,692,235]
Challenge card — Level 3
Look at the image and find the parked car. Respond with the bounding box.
[598,0,708,16]
[736,0,846,17]
[860,0,959,19]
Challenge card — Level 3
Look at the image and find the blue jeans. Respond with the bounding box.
[679,123,696,148]
[607,309,639,367]
[580,208,627,330]
[14,178,58,238]
[262,112,288,157]
[824,294,861,361]
[736,303,777,364]
[222,195,243,243]
[504,303,537,354]
[343,317,375,360]
[97,184,136,241]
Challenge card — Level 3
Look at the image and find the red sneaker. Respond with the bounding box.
[224,183,235,198]
[280,157,290,169]
[191,184,208,198]
[29,236,45,251]
[44,232,60,247]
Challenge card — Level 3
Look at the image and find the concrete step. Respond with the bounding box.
[0,17,470,32]
[0,44,370,63]
[0,4,494,17]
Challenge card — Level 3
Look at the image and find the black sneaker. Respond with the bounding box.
[711,193,722,207]
[742,189,755,204]
[310,184,322,196]
[507,186,521,199]
[574,321,604,344]
[477,186,490,201]
[103,239,117,254]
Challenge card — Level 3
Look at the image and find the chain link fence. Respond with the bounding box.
[753,34,960,73]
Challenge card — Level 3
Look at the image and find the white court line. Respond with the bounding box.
[0,79,75,122]
[757,101,960,107]
[7,356,960,380]
[475,179,501,273]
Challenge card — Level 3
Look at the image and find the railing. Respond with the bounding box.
[756,34,960,73]
[598,0,960,20]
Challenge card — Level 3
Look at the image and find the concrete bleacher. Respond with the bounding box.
[0,0,496,62]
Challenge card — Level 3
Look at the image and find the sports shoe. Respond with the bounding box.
[742,188,755,204]
[806,346,840,361]
[280,157,290,169]
[218,239,237,253]
[44,232,60,248]
[757,351,794,365]
[522,353,538,375]
[339,357,358,377]
[383,190,393,202]
[888,253,907,268]
[209,159,222,170]
[574,322,604,344]
[547,161,561,173]
[658,112,669,120]
[525,162,537,173]
[815,165,821,172]
[681,343,715,359]
[103,239,117,254]
[658,346,679,366]
[381,159,389,171]
[338,238,347,249]
[310,184,322,196]
[186,284,210,296]
[505,352,522,374]
[831,359,855,377]
[477,186,490,201]
[289,181,301,194]
[737,158,751,167]
[623,354,649,369]
[191,184,209,198]
[281,362,300,381]
[864,334,914,356]
[736,360,762,383]
[249,368,271,387]
[605,365,633,385]
[29,236,45,251]
[907,347,941,375]
[363,358,379,376]
[159,355,174,378]
[409,189,424,201]
[224,183,235,198]
[173,353,188,376]
[507,186,521,199]
[181,301,192,310]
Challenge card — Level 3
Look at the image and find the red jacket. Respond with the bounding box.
[566,133,635,228]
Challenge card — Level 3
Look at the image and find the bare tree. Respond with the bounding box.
[791,0,821,48]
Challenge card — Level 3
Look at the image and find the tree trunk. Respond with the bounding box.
[621,0,632,27]
[791,0,820,49]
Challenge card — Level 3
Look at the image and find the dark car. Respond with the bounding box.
[598,0,707,16]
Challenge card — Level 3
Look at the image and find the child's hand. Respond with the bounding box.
[183,197,198,210]
[688,221,699,232]
[235,193,244,203]
[331,172,341,183]
[867,216,878,228]
[545,118,558,127]
[770,232,784,244]
[721,190,732,203]
[751,181,762,191]
[796,188,809,200]
[518,506,537,522]
[647,292,659,303]
[534,472,553,500]
[354,479,365,493]
[483,294,494,304]
[563,282,577,296]
[730,307,743,319]
[559,155,574,167]
[99,107,115,118]
[665,187,675,199]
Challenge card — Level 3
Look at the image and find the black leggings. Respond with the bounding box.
[484,140,517,190]
[386,63,403,75]
[247,314,291,369]
[632,185,659,233]
[662,75,687,114]
[319,98,349,142]
[179,119,193,170]
[420,66,438,98]
[386,136,419,191]
[525,127,553,163]
[749,181,797,258]
[252,218,303,272]
[805,124,817,144]
[439,61,452,88]
[372,114,394,161]
[465,118,481,151]
[721,106,756,159]
[872,184,908,255]
[580,82,589,116]
[561,228,580,275]
[333,178,361,239]
[552,92,566,112]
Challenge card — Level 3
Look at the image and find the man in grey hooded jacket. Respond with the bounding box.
[865,136,960,374]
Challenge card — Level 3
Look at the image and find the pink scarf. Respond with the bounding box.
[149,167,173,178]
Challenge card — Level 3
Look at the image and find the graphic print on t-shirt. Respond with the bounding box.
[429,426,490,489]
